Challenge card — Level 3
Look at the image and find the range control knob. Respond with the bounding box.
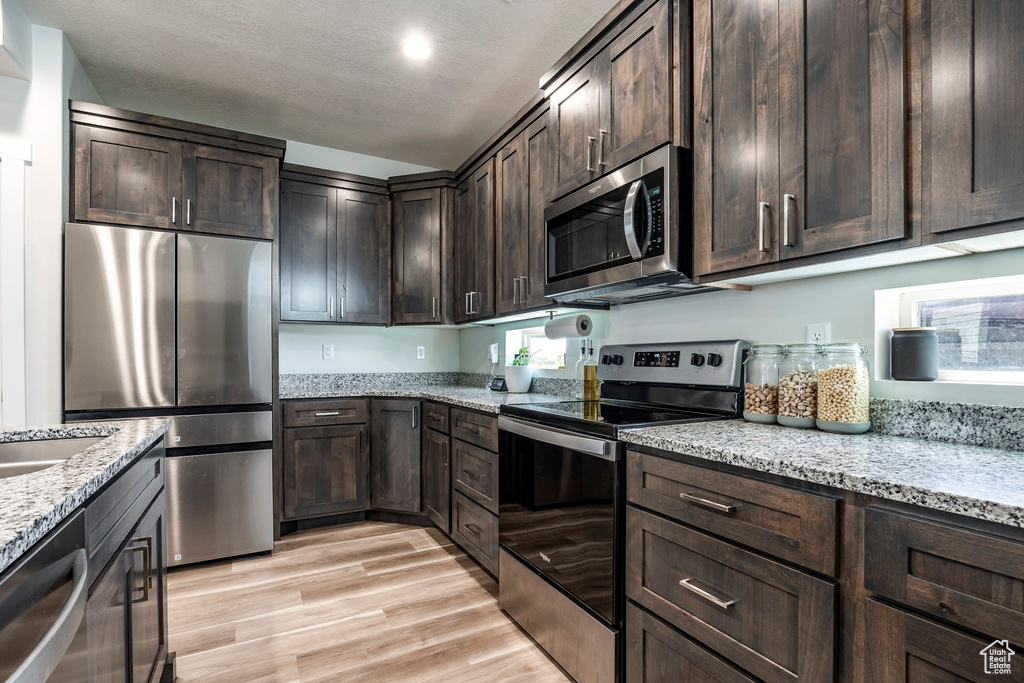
[690,353,706,367]
[707,353,723,367]
[601,355,613,365]
[612,354,624,365]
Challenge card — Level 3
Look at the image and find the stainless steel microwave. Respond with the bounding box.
[543,144,703,304]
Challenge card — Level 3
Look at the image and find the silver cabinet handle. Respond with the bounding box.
[329,296,334,318]
[679,578,735,610]
[432,297,437,319]
[339,296,345,319]
[465,292,471,316]
[470,292,477,315]
[586,135,596,172]
[464,523,481,536]
[624,180,652,259]
[758,201,770,253]
[512,277,519,305]
[314,411,340,417]
[679,492,736,514]
[130,537,152,604]
[411,406,419,429]
[186,198,192,226]
[598,129,608,167]
[782,194,796,247]
[520,275,528,303]
[172,197,178,225]
[8,549,88,683]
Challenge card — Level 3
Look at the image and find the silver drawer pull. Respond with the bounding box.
[679,492,735,515]
[464,523,481,536]
[463,469,480,480]
[314,411,340,417]
[679,578,735,610]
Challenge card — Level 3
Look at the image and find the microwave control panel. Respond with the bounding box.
[645,171,665,258]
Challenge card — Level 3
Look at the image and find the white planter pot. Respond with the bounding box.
[504,365,533,393]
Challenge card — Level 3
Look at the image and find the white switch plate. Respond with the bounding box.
[322,344,334,360]
[805,323,831,344]
[417,346,425,359]
[489,343,500,364]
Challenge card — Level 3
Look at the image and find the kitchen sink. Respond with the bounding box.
[0,436,106,479]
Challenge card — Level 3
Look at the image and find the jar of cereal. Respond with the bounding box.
[743,345,784,424]
[778,344,822,429]
[816,343,871,433]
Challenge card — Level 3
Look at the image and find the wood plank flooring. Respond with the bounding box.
[167,522,572,683]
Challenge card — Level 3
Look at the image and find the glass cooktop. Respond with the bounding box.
[501,399,728,437]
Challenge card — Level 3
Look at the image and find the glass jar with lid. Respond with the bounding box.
[778,344,822,429]
[816,343,871,433]
[743,344,784,424]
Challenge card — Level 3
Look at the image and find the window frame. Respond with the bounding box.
[504,326,567,370]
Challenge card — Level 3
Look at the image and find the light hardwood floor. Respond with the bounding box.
[167,522,572,682]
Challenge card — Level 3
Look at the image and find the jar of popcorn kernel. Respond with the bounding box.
[743,345,784,424]
[816,343,871,434]
[778,344,822,429]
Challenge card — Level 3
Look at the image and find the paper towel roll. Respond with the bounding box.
[544,314,593,339]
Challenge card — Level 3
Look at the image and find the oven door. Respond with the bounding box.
[498,416,623,626]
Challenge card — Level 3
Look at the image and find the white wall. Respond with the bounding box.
[459,248,1024,406]
[284,140,435,179]
[279,324,460,375]
[0,19,100,426]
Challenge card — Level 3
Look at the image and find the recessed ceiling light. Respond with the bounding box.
[401,35,432,61]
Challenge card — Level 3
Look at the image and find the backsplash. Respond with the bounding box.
[280,372,577,398]
[870,398,1024,452]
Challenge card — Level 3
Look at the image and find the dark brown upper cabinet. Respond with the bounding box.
[693,0,906,278]
[392,184,446,325]
[71,102,284,240]
[547,0,671,200]
[454,159,496,323]
[280,166,390,324]
[926,0,1024,237]
[496,110,555,316]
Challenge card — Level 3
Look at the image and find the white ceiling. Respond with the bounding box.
[22,0,622,169]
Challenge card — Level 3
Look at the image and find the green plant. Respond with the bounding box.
[511,347,531,366]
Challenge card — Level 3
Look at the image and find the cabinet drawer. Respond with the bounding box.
[627,451,838,576]
[424,401,450,434]
[452,438,499,513]
[626,507,835,683]
[864,598,1021,681]
[627,603,758,683]
[865,506,1024,646]
[283,399,368,427]
[450,408,498,451]
[452,491,499,575]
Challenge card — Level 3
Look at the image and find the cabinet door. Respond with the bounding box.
[603,0,672,171]
[928,1,1024,235]
[280,180,337,322]
[471,159,496,320]
[337,189,390,324]
[87,551,131,683]
[549,59,605,198]
[183,144,278,240]
[73,126,183,230]
[422,428,451,533]
[496,137,527,316]
[778,0,906,258]
[393,189,443,324]
[693,0,780,276]
[129,492,167,683]
[523,113,555,309]
[283,425,368,520]
[453,179,475,323]
[371,400,422,513]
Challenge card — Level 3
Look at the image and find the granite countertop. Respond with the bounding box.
[0,419,171,574]
[280,384,570,413]
[621,419,1024,528]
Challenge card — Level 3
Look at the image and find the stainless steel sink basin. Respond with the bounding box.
[0,437,106,478]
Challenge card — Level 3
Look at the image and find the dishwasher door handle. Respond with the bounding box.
[7,548,88,683]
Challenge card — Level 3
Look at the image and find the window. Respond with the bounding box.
[899,275,1024,384]
[504,326,566,370]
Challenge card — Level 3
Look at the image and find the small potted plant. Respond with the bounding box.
[505,347,533,393]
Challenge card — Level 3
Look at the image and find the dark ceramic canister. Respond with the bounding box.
[890,327,939,381]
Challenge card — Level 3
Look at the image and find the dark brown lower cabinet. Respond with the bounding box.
[452,491,499,576]
[422,428,451,533]
[864,598,1019,682]
[283,424,369,520]
[626,603,758,683]
[88,549,133,683]
[129,493,168,683]
[371,400,422,513]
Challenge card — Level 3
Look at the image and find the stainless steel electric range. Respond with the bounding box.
[497,340,749,683]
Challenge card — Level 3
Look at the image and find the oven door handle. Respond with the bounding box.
[498,416,621,461]
[623,179,652,260]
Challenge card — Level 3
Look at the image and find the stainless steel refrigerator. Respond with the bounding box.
[64,223,274,566]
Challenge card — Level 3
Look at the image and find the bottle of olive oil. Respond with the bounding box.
[583,340,599,401]
[574,339,587,398]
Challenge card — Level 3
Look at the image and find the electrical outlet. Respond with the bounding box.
[417,346,425,359]
[489,343,500,364]
[805,323,832,344]
[322,344,334,360]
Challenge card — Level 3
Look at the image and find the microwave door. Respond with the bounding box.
[177,234,272,407]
